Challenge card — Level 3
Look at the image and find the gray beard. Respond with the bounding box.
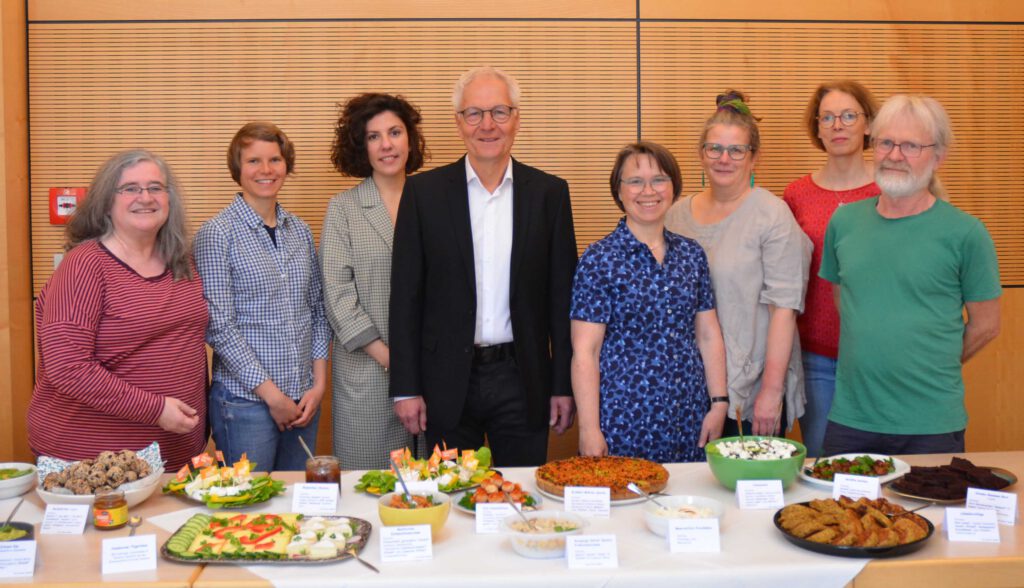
[876,168,931,199]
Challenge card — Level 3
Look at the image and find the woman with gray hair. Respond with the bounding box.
[28,150,208,470]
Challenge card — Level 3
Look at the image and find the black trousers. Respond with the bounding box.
[426,354,548,467]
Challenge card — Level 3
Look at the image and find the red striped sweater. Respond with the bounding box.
[28,241,209,470]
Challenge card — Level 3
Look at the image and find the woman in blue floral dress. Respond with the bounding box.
[571,142,728,463]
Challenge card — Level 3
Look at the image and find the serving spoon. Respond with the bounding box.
[346,546,381,574]
[1,498,23,530]
[388,457,417,509]
[502,490,536,531]
[627,482,668,508]
[127,515,143,537]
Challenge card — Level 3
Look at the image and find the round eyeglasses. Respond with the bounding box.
[817,111,865,127]
[873,139,936,158]
[457,105,517,126]
[702,143,753,161]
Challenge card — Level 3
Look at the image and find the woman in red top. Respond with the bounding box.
[783,82,879,457]
[28,150,209,470]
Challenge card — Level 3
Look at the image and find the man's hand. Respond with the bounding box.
[549,396,576,434]
[394,397,427,435]
[156,397,200,434]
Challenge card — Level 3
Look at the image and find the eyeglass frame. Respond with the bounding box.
[872,138,937,158]
[701,143,755,161]
[456,105,518,126]
[116,183,169,197]
[620,175,672,193]
[816,110,865,127]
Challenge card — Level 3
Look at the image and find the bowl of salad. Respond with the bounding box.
[705,436,807,490]
[501,510,586,559]
[377,491,451,537]
[0,463,37,499]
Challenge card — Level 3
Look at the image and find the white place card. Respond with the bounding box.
[735,480,785,510]
[832,473,881,500]
[475,503,516,534]
[565,486,611,518]
[403,480,439,494]
[668,518,721,553]
[40,504,90,535]
[966,488,1018,526]
[0,541,36,578]
[379,525,433,562]
[945,508,1000,543]
[291,483,339,515]
[101,535,157,575]
[566,534,618,569]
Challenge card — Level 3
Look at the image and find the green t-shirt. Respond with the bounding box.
[819,198,1001,435]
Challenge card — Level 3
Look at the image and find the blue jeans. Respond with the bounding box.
[798,351,836,457]
[209,381,320,472]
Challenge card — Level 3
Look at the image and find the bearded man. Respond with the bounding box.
[818,94,1002,455]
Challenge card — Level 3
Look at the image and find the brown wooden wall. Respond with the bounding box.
[2,0,1021,461]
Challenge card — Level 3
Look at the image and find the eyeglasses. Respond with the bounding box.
[702,143,754,161]
[457,105,517,126]
[817,111,864,127]
[116,183,168,197]
[873,139,936,158]
[621,176,672,193]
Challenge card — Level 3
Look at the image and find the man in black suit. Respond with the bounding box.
[389,66,577,466]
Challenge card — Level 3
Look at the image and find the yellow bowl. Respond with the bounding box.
[377,491,451,537]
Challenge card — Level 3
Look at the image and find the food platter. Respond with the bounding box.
[453,491,542,515]
[165,474,284,510]
[886,467,1017,505]
[160,515,372,565]
[773,502,935,558]
[799,454,910,489]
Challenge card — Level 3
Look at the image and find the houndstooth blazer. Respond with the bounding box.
[320,177,416,469]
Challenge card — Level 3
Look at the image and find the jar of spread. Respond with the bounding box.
[93,489,128,530]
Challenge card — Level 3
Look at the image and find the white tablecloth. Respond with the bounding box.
[146,461,971,588]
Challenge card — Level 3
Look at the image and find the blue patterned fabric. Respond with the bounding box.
[195,194,330,402]
[571,219,715,463]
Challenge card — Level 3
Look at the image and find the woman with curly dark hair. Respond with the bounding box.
[321,93,427,468]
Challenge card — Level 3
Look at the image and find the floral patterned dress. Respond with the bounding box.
[571,219,716,463]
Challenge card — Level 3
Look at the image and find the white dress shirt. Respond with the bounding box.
[466,158,514,345]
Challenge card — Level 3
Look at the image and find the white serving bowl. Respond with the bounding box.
[36,466,164,508]
[0,463,37,499]
[501,510,586,559]
[642,495,725,537]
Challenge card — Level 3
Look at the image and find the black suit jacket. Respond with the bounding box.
[389,157,578,431]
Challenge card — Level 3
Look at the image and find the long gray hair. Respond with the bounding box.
[871,95,953,201]
[65,149,194,280]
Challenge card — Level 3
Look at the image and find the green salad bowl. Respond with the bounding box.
[705,436,807,490]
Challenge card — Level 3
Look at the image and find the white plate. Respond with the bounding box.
[0,463,37,499]
[799,454,910,488]
[36,466,164,507]
[534,485,652,506]
[453,490,543,515]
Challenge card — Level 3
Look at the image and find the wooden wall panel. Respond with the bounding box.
[19,1,1024,461]
[29,21,637,292]
[640,21,1024,284]
[0,1,31,461]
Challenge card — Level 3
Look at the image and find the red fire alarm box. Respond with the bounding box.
[49,187,85,224]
